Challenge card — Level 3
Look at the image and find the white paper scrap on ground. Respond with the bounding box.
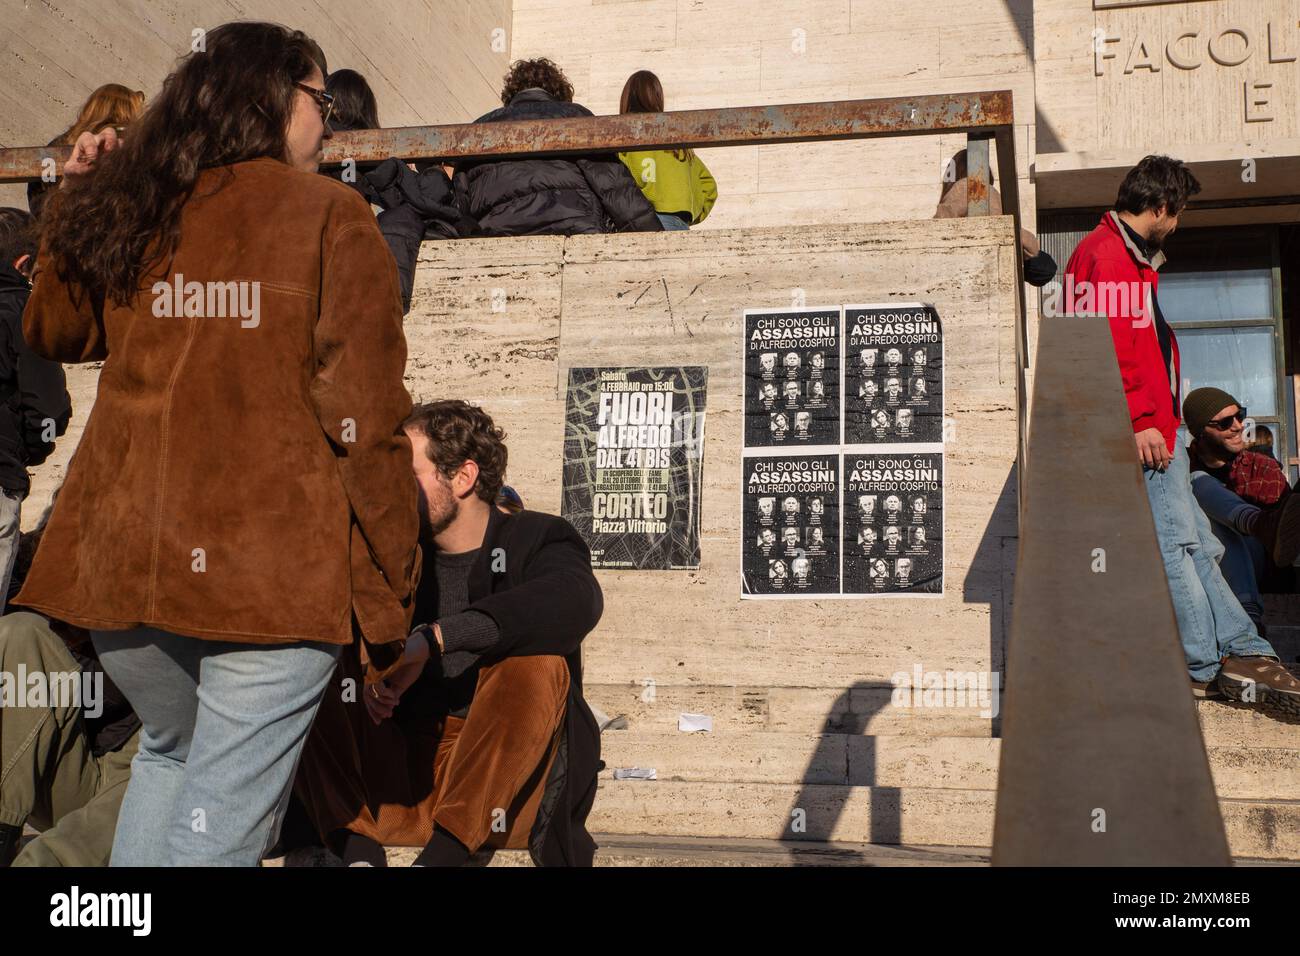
[678,712,713,733]
[612,767,657,780]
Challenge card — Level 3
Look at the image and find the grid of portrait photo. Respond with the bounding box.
[741,304,944,598]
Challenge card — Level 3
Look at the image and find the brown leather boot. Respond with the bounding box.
[1250,493,1300,567]
[1216,656,1300,719]
[1190,678,1223,700]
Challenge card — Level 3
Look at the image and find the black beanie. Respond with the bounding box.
[1182,387,1240,437]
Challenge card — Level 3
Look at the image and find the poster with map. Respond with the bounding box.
[563,366,708,570]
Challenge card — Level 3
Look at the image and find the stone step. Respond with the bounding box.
[479,833,1295,867]
[275,831,1298,868]
[1195,700,1300,750]
[586,684,1300,748]
[484,835,992,867]
[598,730,1300,801]
[601,730,1000,789]
[585,780,1300,860]
[585,682,1000,739]
[270,835,993,867]
[1209,746,1300,800]
[1219,799,1300,861]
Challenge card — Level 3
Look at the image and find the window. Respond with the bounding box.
[1158,227,1287,469]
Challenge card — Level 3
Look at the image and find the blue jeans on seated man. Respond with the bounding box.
[1143,443,1275,683]
[91,627,340,866]
[1189,470,1267,629]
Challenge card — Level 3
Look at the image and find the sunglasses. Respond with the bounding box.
[294,82,335,126]
[1205,408,1247,431]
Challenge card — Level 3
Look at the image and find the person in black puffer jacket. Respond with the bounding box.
[0,209,71,614]
[322,69,478,312]
[454,58,662,237]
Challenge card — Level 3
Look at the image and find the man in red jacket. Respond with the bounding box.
[1065,156,1299,717]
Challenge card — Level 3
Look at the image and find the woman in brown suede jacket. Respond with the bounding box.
[15,22,421,866]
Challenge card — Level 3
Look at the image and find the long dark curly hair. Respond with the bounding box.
[40,21,327,307]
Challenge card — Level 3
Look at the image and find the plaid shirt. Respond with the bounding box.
[1229,450,1291,506]
[1192,443,1291,507]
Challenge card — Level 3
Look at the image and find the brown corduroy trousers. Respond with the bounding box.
[294,646,569,853]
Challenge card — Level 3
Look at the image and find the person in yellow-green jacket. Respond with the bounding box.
[618,71,718,231]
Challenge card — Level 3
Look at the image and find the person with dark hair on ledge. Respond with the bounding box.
[324,68,379,131]
[452,57,662,236]
[1247,422,1279,463]
[321,69,477,312]
[0,209,70,613]
[293,400,604,867]
[617,70,718,231]
[934,149,1057,287]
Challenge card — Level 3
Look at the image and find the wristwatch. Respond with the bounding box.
[415,622,443,655]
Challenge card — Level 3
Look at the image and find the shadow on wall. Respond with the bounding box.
[781,466,1015,849]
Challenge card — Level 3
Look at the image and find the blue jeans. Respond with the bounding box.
[0,488,22,615]
[91,627,340,866]
[657,212,690,231]
[1189,471,1266,627]
[1143,443,1274,681]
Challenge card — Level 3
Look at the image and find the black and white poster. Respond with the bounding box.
[563,366,708,570]
[743,307,841,448]
[842,452,943,596]
[741,454,840,597]
[844,304,943,445]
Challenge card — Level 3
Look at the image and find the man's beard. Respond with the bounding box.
[1199,429,1240,460]
[420,488,458,538]
[1147,222,1175,252]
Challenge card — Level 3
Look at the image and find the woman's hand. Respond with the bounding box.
[62,128,120,182]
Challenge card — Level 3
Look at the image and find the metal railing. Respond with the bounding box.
[0,89,1019,219]
[0,84,1029,469]
[0,88,1026,372]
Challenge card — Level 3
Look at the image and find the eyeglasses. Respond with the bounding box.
[294,82,335,126]
[1205,408,1247,431]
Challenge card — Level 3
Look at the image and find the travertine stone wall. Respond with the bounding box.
[28,219,1020,688]
[405,217,1020,687]
[18,219,1012,847]
[1035,0,1300,153]
[0,0,513,208]
[510,0,1037,231]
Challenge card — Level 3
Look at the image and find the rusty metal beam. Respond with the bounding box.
[0,90,1014,183]
[966,131,993,217]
